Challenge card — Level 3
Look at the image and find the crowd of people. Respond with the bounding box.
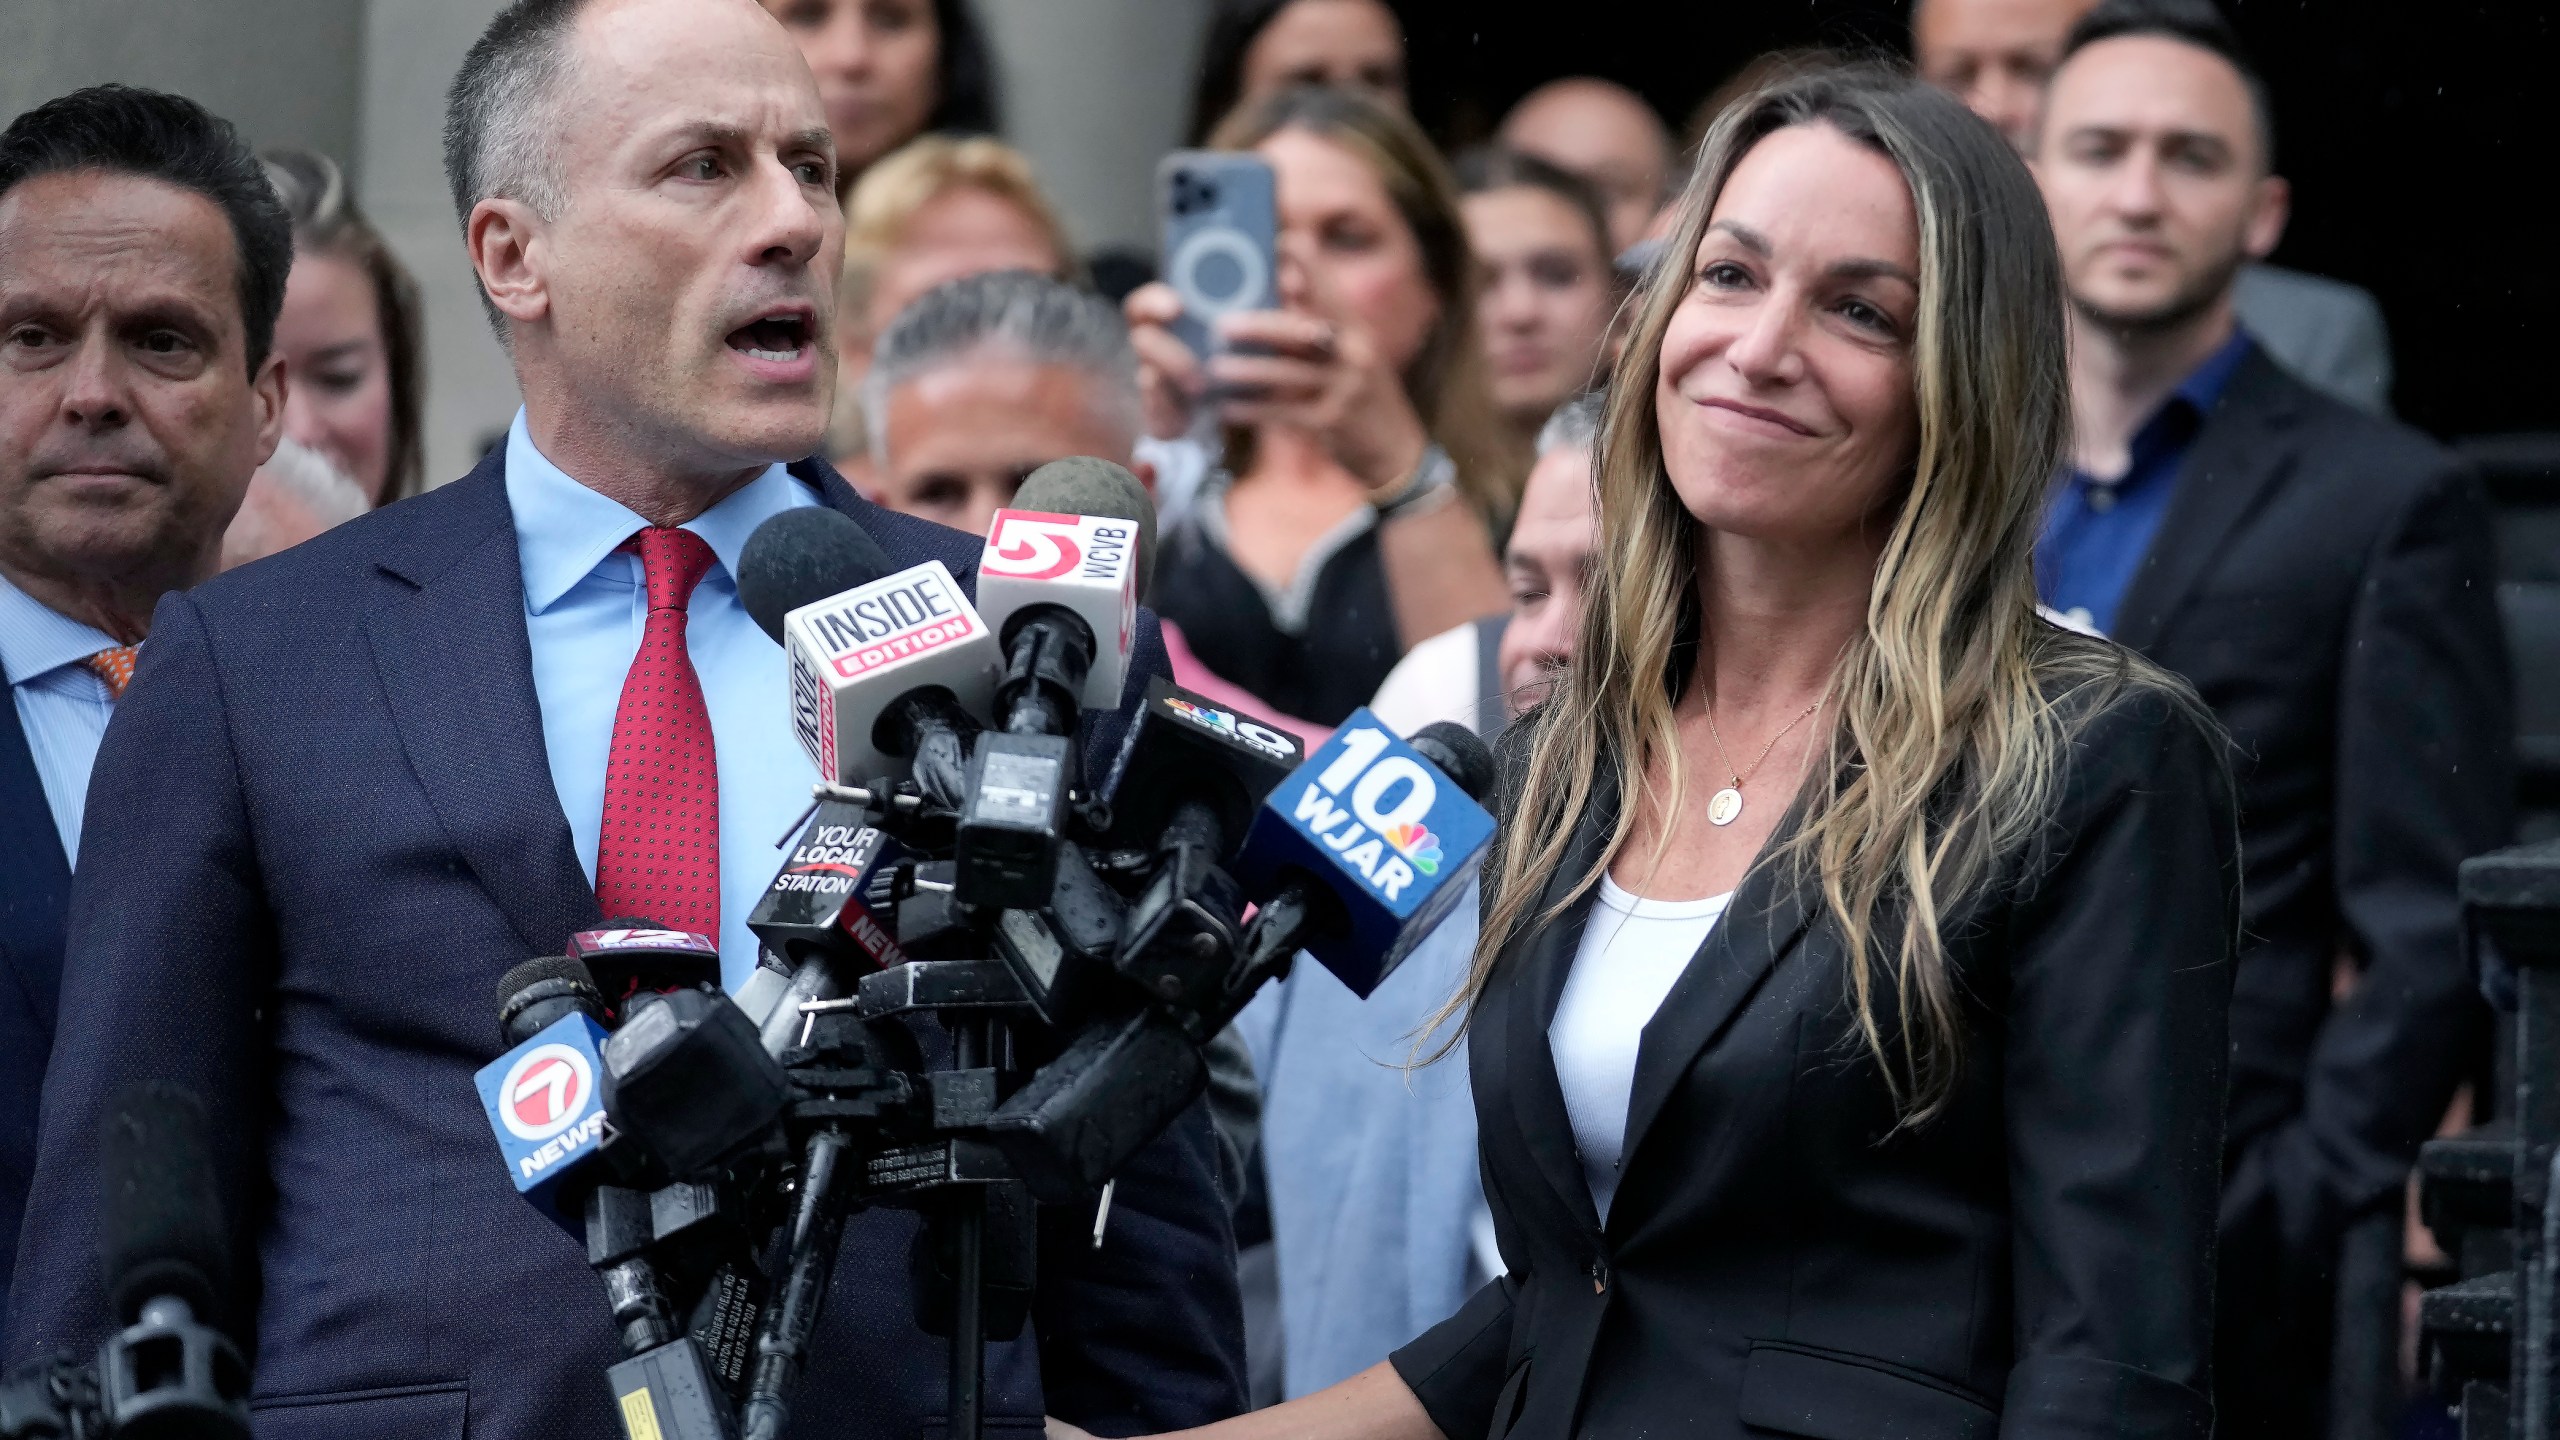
[0,0,2516,1435]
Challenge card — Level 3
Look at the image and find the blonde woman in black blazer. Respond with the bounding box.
[1097,62,2240,1440]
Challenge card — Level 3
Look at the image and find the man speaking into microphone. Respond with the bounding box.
[3,0,1244,1434]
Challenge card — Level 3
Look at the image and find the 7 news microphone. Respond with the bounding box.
[1,1083,252,1439]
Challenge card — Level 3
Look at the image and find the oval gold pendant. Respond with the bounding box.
[1708,787,1744,826]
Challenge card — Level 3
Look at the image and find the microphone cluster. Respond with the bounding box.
[467,458,1500,1440]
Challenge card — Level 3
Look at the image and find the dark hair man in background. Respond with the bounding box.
[2032,2,2509,1429]
[1913,0,2398,414]
[0,85,287,1321]
[0,0,1244,1433]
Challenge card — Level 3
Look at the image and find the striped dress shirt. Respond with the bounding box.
[0,572,121,864]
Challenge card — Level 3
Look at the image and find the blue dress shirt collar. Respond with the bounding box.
[504,410,811,611]
[0,572,119,689]
[2090,328,2256,489]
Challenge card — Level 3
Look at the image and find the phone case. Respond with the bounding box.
[1157,150,1279,362]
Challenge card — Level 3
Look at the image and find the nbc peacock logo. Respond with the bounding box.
[1382,821,1442,875]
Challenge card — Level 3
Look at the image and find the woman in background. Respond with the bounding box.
[1131,87,1514,728]
[829,135,1079,467]
[761,0,999,191]
[1457,147,1622,460]
[1187,0,1407,143]
[259,149,424,505]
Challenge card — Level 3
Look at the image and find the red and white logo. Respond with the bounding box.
[982,510,1086,581]
[498,1042,595,1142]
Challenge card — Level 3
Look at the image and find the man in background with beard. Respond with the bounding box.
[2031,2,2509,1431]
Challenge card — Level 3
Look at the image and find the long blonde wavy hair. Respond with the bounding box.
[1455,64,2138,1123]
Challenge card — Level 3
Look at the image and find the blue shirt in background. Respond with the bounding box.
[2036,329,2254,635]
[0,573,122,862]
[505,411,821,987]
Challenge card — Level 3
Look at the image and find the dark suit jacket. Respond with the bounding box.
[1390,677,2240,1440]
[2108,350,2510,1360]
[0,689,72,1320]
[0,452,1247,1439]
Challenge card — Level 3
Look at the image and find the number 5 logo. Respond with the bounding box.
[984,512,1083,580]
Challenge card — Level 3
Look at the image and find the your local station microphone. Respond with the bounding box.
[956,459,1148,909]
[94,1081,254,1439]
[741,508,997,809]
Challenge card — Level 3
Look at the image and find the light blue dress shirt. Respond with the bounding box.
[505,412,821,988]
[0,572,122,863]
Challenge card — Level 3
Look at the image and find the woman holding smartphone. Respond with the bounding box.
[1130,87,1516,729]
[1094,63,2239,1440]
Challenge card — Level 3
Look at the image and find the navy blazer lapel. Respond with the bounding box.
[0,687,71,1023]
[2108,349,2301,654]
[365,454,597,954]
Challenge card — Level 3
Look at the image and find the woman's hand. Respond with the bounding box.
[1126,282,1209,442]
[1045,1419,1097,1440]
[1123,282,1432,494]
[1205,308,1429,494]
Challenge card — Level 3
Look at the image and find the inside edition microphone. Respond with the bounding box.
[740,507,995,809]
[957,458,1148,909]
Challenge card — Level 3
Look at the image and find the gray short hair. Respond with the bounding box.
[1536,391,1606,460]
[862,270,1141,463]
[443,0,588,333]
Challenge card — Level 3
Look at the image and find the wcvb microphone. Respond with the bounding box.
[956,458,1147,908]
[739,508,997,809]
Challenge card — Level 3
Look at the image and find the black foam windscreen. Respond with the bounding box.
[1409,721,1497,802]
[739,508,893,644]
[496,954,604,1045]
[100,1081,228,1327]
[1012,456,1158,604]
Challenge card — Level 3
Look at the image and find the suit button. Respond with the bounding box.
[1588,1258,1609,1294]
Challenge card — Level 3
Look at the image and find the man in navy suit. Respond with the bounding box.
[0,86,290,1320]
[3,0,1245,1435]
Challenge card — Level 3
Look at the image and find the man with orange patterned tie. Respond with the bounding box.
[0,85,288,1319]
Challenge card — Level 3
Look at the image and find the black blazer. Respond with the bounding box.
[1390,677,2240,1440]
[0,688,72,1319]
[2110,350,2509,1363]
[2,452,1246,1439]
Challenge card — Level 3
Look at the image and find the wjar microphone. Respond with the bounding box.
[956,459,1148,908]
[1233,714,1498,996]
[987,717,1492,1202]
[94,1081,253,1438]
[740,508,996,809]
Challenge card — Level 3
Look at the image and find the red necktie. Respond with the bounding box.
[596,526,721,938]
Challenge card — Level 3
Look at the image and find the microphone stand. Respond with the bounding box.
[947,1017,990,1440]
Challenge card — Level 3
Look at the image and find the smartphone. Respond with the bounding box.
[1157,150,1278,363]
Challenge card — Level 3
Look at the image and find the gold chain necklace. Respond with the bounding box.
[1701,694,1826,827]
